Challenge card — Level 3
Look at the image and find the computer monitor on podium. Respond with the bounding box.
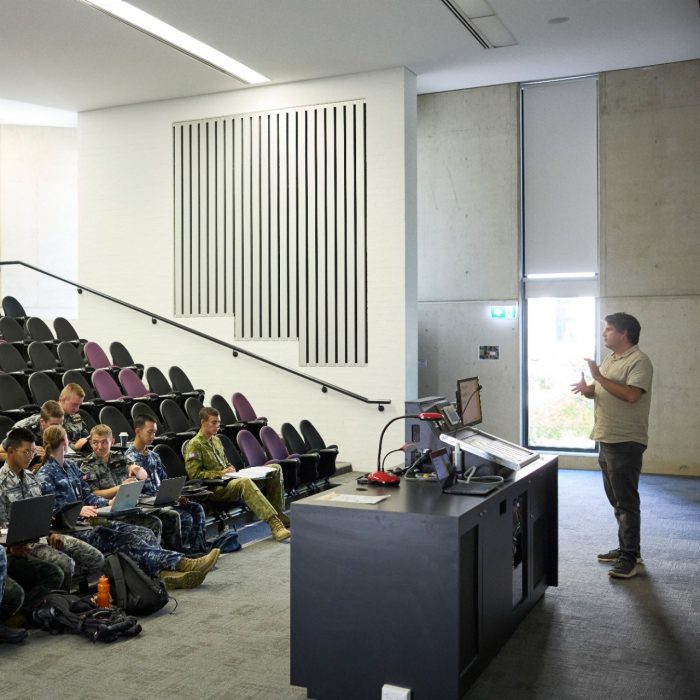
[456,377,482,427]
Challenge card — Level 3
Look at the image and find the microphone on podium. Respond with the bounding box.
[367,412,444,485]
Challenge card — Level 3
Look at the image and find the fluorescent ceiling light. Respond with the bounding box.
[79,0,269,84]
[471,15,517,47]
[525,272,598,280]
[455,0,494,19]
[0,99,77,127]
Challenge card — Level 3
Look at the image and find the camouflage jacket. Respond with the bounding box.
[79,451,130,492]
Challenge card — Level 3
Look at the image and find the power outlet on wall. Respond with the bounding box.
[381,684,412,700]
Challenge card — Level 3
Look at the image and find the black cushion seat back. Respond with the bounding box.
[98,406,134,441]
[0,415,17,443]
[79,409,97,432]
[0,374,39,419]
[109,341,144,378]
[28,342,60,372]
[62,369,97,401]
[153,443,188,479]
[210,394,239,426]
[184,397,204,429]
[300,419,338,452]
[53,317,86,346]
[0,316,27,343]
[26,317,57,344]
[145,366,173,395]
[28,372,60,405]
[130,401,166,435]
[160,399,195,435]
[58,342,89,372]
[217,433,246,470]
[0,342,30,373]
[281,423,308,455]
[2,296,27,319]
[168,366,204,402]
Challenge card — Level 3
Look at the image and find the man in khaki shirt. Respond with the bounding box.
[572,312,653,580]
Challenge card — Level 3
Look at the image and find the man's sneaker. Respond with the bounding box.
[159,570,205,590]
[608,556,638,579]
[597,548,643,564]
[176,548,220,574]
[268,515,291,542]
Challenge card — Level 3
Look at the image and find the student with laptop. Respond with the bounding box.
[0,428,104,591]
[81,424,164,542]
[37,426,220,590]
[125,415,207,554]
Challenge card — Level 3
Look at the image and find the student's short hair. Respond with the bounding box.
[5,427,37,451]
[133,414,156,431]
[60,383,86,400]
[90,424,113,439]
[199,407,219,424]
[40,400,65,421]
[605,312,641,345]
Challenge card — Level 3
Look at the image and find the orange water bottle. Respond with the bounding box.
[96,575,111,608]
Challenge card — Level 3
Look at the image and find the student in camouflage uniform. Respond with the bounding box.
[58,383,90,451]
[0,546,28,643]
[80,424,163,542]
[185,407,290,542]
[37,426,220,590]
[0,400,65,462]
[0,428,104,590]
[125,416,207,553]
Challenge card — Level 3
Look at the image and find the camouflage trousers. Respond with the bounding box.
[7,555,64,614]
[0,546,6,601]
[210,467,284,522]
[29,535,105,590]
[114,512,163,541]
[73,520,183,577]
[148,501,207,553]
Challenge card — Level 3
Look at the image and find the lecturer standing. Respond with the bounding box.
[571,312,653,579]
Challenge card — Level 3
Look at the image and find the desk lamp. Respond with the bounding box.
[369,412,443,485]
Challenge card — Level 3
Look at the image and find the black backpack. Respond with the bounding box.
[33,592,142,643]
[103,552,170,616]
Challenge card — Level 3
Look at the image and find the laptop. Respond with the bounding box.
[139,476,186,507]
[430,448,500,497]
[94,480,144,516]
[0,494,56,545]
[52,501,89,532]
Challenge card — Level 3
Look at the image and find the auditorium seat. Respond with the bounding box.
[57,341,91,375]
[109,341,144,378]
[1,296,27,324]
[27,342,63,388]
[53,317,86,348]
[91,368,133,414]
[25,317,60,353]
[28,371,60,406]
[184,396,204,429]
[291,420,338,481]
[0,316,30,358]
[159,398,196,452]
[260,426,310,493]
[98,405,134,441]
[282,421,336,482]
[84,341,120,379]
[168,366,205,403]
[236,428,300,498]
[0,374,39,420]
[231,392,267,439]
[210,394,245,442]
[118,368,159,410]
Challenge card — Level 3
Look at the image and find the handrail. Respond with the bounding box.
[0,261,390,411]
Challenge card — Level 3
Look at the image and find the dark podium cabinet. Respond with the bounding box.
[290,456,558,700]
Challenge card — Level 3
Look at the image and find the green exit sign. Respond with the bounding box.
[490,305,518,320]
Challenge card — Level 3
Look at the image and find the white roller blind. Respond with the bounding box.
[522,78,598,277]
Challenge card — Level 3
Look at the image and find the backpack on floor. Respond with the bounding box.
[103,552,170,616]
[208,528,241,553]
[32,592,142,643]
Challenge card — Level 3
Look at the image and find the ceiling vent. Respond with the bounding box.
[440,0,517,49]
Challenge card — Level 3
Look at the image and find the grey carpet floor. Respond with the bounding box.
[1,469,698,700]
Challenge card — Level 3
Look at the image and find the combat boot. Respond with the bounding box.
[176,548,220,574]
[159,570,206,589]
[268,515,291,542]
[277,512,291,528]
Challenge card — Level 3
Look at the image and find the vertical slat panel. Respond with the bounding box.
[173,100,366,365]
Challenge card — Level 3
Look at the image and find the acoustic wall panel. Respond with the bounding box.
[173,100,367,366]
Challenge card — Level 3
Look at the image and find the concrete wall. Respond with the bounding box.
[417,85,520,441]
[76,68,417,472]
[417,60,700,476]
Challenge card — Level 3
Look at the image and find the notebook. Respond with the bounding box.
[0,494,56,545]
[139,476,186,507]
[94,479,144,516]
[430,448,500,497]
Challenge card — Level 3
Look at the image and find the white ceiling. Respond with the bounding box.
[1,0,699,113]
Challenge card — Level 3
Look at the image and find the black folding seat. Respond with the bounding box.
[298,419,338,480]
[0,374,39,420]
[98,405,135,442]
[1,296,27,323]
[217,433,246,470]
[168,366,205,403]
[0,415,17,444]
[210,394,245,443]
[158,399,196,453]
[0,316,29,358]
[109,341,144,378]
[28,371,60,406]
[0,342,33,391]
[130,401,166,435]
[27,342,63,388]
[79,408,97,433]
[184,396,204,430]
[25,317,59,354]
[282,421,336,482]
[53,317,86,348]
[57,342,92,377]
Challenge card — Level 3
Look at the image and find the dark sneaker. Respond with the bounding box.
[597,548,643,564]
[608,556,637,579]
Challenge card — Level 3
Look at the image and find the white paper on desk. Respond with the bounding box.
[223,466,277,480]
[316,492,389,505]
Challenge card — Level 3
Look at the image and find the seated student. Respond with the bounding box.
[58,383,90,451]
[0,547,28,643]
[0,428,104,590]
[37,426,219,590]
[125,416,208,553]
[0,400,65,462]
[185,407,290,542]
[80,424,163,542]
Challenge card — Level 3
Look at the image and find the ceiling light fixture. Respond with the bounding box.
[78,0,269,84]
[442,0,517,49]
